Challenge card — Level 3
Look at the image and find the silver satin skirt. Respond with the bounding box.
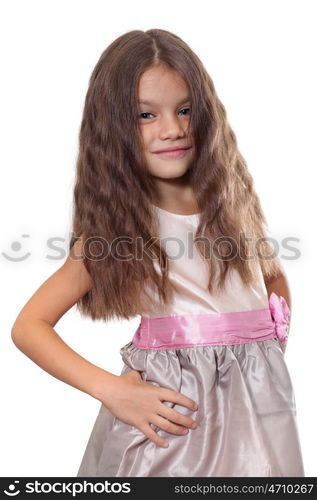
[77,304,305,477]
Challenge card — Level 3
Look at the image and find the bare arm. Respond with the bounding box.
[264,271,291,353]
[264,271,291,311]
[11,238,199,448]
[11,239,118,401]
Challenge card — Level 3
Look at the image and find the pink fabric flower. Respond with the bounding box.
[268,292,290,345]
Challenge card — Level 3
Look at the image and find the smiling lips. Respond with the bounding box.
[153,146,191,158]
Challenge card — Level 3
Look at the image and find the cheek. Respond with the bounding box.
[139,125,155,149]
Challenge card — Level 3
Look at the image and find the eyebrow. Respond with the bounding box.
[137,96,191,106]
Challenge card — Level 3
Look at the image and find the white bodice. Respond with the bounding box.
[140,205,269,318]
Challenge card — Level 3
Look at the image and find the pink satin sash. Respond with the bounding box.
[132,292,290,350]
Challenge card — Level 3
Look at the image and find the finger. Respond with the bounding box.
[158,388,198,411]
[157,404,198,429]
[139,423,169,448]
[151,414,190,436]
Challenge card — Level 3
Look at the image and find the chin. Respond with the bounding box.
[147,161,191,177]
[150,168,190,180]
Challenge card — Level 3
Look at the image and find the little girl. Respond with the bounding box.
[11,29,305,477]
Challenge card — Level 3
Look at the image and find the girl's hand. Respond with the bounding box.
[99,369,199,448]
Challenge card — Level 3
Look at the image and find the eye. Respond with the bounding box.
[138,112,154,119]
[179,107,191,116]
[137,107,191,120]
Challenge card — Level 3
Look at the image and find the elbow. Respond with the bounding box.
[11,319,25,347]
[11,326,20,347]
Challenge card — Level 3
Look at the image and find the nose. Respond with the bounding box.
[158,114,186,140]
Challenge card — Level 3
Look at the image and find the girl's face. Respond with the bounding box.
[137,65,195,182]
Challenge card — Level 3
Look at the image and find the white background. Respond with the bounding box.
[1,0,316,477]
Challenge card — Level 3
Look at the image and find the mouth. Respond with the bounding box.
[153,147,191,158]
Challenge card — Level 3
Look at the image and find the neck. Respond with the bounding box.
[152,171,199,213]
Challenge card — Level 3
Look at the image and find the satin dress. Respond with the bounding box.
[77,205,305,477]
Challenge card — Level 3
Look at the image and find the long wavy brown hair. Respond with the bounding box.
[69,28,283,321]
